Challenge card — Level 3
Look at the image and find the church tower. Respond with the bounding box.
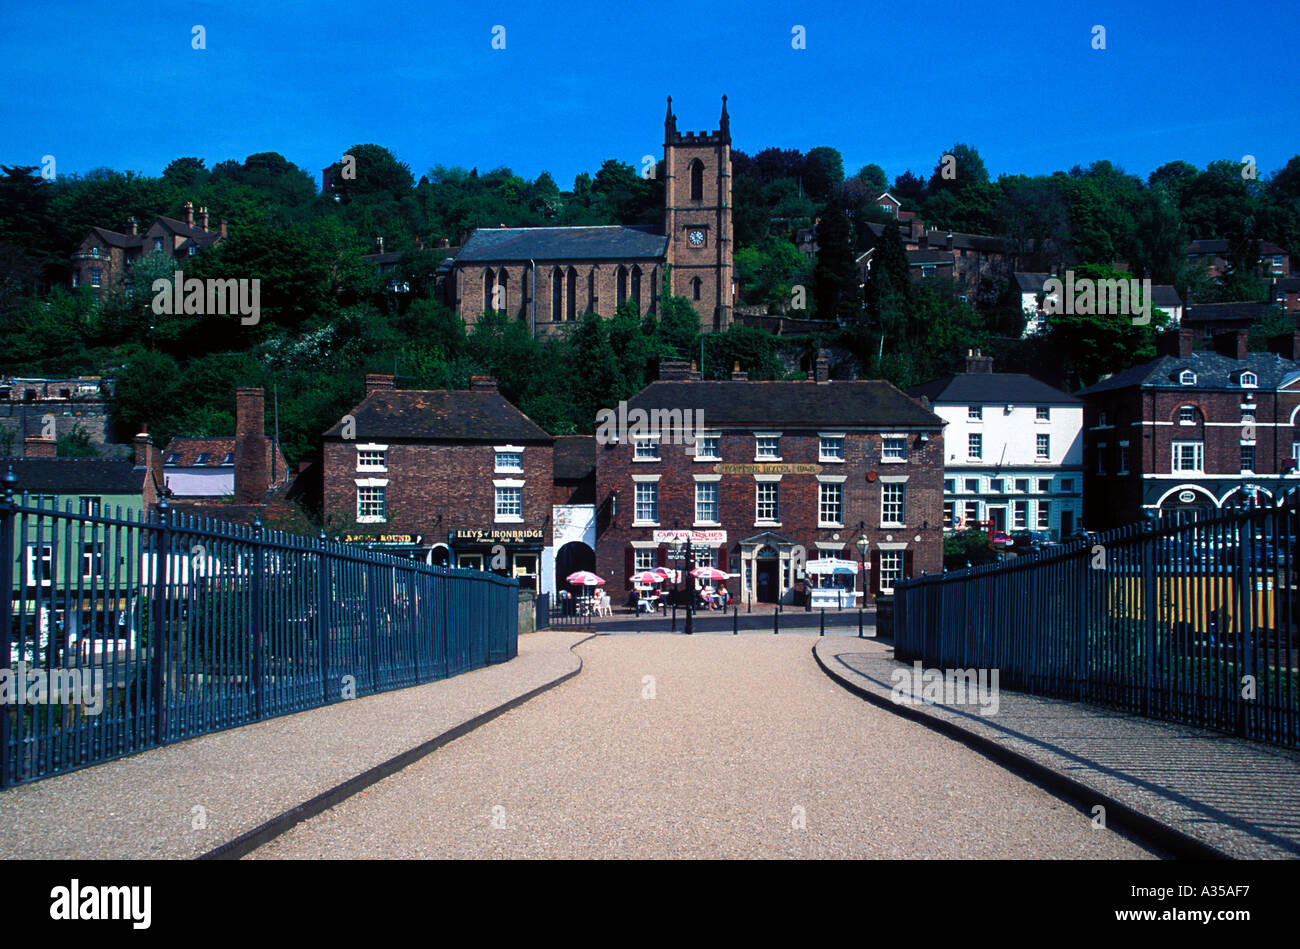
[663,95,733,332]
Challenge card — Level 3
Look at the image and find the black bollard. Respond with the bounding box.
[820,609,825,636]
[671,603,677,633]
[732,605,738,635]
[858,608,864,638]
[773,605,779,634]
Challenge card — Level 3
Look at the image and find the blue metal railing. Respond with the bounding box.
[894,500,1300,748]
[0,487,518,788]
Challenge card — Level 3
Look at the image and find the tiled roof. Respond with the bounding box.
[1186,238,1287,256]
[1075,350,1300,396]
[456,226,668,263]
[1183,302,1279,323]
[908,250,955,265]
[1150,285,1183,308]
[1,458,145,496]
[323,389,552,442]
[156,217,222,245]
[1273,277,1300,293]
[164,437,236,466]
[626,380,942,428]
[553,435,595,481]
[85,227,143,250]
[907,373,1080,406]
[1014,272,1052,292]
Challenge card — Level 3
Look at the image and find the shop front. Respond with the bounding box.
[449,527,545,590]
[341,533,431,562]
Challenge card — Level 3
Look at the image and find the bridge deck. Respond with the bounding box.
[816,638,1300,859]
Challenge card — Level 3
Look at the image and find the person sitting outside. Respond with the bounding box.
[717,583,731,608]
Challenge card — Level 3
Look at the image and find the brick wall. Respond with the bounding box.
[324,439,553,545]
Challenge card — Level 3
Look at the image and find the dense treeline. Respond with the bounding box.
[0,141,1297,463]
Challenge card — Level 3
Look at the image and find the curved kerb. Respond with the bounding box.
[811,644,1230,861]
[200,633,596,860]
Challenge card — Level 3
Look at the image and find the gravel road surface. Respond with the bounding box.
[251,634,1155,859]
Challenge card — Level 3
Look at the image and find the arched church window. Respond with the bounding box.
[631,266,642,312]
[483,269,495,311]
[691,277,702,301]
[690,159,704,201]
[617,266,628,308]
[552,267,563,321]
[566,267,577,320]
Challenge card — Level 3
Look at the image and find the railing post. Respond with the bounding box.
[151,499,171,745]
[318,533,330,703]
[0,467,16,788]
[1141,521,1157,718]
[251,517,264,720]
[1236,510,1256,739]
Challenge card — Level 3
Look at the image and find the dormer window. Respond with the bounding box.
[195,452,210,465]
[222,452,234,465]
[1239,371,1258,388]
[166,453,180,465]
[1179,370,1197,385]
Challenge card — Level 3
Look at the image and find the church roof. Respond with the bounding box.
[456,225,668,263]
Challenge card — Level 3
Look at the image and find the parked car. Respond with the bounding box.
[989,530,1012,547]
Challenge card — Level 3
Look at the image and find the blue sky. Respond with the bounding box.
[2,0,1297,189]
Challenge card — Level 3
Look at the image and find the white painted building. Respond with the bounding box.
[908,352,1085,539]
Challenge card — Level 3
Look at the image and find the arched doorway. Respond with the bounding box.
[555,541,595,587]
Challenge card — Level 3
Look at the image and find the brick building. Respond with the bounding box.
[69,202,226,296]
[594,357,946,607]
[1075,328,1300,530]
[860,215,1013,292]
[442,96,734,334]
[1185,238,1290,281]
[321,374,554,589]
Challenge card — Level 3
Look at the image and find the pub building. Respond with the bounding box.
[322,373,554,589]
[595,356,947,607]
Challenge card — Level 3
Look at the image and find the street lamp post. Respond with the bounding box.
[670,533,695,635]
[856,532,870,605]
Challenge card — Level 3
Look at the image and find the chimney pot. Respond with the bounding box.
[184,201,194,226]
[198,206,209,230]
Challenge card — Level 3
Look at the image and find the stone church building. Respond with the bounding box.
[443,96,735,334]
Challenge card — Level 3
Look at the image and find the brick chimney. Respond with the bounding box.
[183,201,194,227]
[1267,332,1300,361]
[731,361,748,381]
[918,231,929,249]
[470,375,499,393]
[1212,330,1249,361]
[659,359,693,380]
[813,349,830,383]
[133,427,153,468]
[364,373,395,397]
[946,232,954,252]
[126,216,138,236]
[197,206,209,231]
[233,388,269,504]
[965,350,994,373]
[436,237,450,249]
[219,219,228,238]
[1157,328,1196,358]
[24,435,56,458]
